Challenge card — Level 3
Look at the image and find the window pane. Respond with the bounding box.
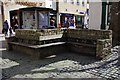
[63,0,67,3]
[77,0,80,5]
[71,0,74,4]
[39,12,48,29]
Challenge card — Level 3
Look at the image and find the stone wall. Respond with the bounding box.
[7,29,112,60]
[67,29,112,40]
[96,39,112,59]
[66,29,112,59]
[15,29,67,45]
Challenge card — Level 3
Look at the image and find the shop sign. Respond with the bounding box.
[60,13,74,17]
[15,1,44,7]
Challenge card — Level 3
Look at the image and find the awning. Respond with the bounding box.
[59,11,85,16]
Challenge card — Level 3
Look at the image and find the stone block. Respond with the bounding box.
[7,29,112,60]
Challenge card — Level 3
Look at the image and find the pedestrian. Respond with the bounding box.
[12,17,18,32]
[66,18,70,28]
[3,20,9,36]
[9,27,13,36]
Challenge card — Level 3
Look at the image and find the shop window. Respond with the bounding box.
[39,12,49,29]
[77,0,80,5]
[22,11,36,29]
[75,16,84,28]
[82,0,84,6]
[63,0,67,3]
[71,0,74,4]
[76,9,79,12]
[50,14,56,29]
[60,14,74,28]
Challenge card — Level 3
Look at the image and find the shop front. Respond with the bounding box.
[59,13,74,28]
[75,15,84,28]
[22,7,56,29]
[10,7,56,30]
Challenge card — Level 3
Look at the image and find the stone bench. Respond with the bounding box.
[66,29,112,59]
[6,29,67,59]
[8,41,66,59]
[6,29,112,60]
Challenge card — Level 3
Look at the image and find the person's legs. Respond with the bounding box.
[4,29,8,36]
[9,28,13,36]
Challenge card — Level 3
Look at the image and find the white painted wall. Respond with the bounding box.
[58,0,87,14]
[89,2,102,30]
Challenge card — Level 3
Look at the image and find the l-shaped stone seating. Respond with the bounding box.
[6,29,112,60]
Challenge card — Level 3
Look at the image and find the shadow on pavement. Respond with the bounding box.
[2,47,98,79]
[1,37,120,79]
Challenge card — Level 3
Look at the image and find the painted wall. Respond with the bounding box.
[58,0,87,14]
[89,2,102,30]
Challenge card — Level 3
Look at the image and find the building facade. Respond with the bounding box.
[1,0,56,31]
[1,0,88,32]
[57,0,88,29]
[89,0,112,30]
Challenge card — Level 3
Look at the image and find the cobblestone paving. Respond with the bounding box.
[0,35,120,80]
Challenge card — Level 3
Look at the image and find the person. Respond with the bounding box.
[50,18,55,26]
[84,12,89,29]
[12,17,18,32]
[66,18,70,28]
[70,19,74,27]
[9,27,13,36]
[3,20,9,36]
[14,23,18,31]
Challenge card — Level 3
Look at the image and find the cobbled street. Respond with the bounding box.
[0,35,120,80]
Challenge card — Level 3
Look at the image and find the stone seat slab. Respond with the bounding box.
[66,42,96,48]
[39,34,63,41]
[9,42,66,48]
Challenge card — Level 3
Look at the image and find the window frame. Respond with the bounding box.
[71,0,74,4]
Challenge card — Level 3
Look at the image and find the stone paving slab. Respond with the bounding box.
[0,36,120,79]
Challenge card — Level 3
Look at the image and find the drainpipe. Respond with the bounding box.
[101,1,107,30]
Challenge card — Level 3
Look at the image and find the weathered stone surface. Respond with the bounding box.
[7,29,112,59]
[66,29,112,59]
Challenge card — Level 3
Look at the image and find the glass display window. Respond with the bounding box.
[39,11,49,29]
[22,11,36,29]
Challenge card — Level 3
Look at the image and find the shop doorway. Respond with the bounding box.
[10,10,20,32]
[60,13,74,28]
[49,15,57,28]
[75,16,84,28]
